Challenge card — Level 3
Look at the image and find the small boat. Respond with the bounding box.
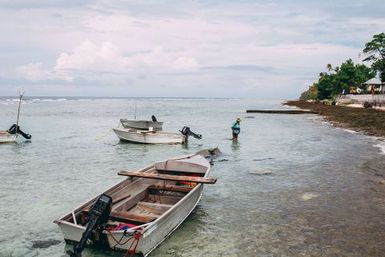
[55,151,219,257]
[120,119,163,131]
[0,92,31,144]
[0,131,17,143]
[112,126,201,144]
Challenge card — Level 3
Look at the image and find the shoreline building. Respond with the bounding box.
[363,77,384,94]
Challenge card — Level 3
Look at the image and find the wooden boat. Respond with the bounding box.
[55,152,217,257]
[120,119,163,130]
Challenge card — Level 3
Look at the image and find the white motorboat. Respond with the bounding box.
[0,92,31,143]
[112,126,201,144]
[120,119,163,131]
[0,131,17,143]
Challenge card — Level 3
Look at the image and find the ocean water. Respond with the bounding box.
[1,97,385,257]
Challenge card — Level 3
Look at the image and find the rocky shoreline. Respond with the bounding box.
[285,100,385,138]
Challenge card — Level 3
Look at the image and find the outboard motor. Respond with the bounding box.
[151,115,157,122]
[7,124,32,139]
[180,126,202,140]
[67,194,112,257]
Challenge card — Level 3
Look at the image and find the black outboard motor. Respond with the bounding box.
[7,124,32,139]
[151,115,157,122]
[67,194,112,257]
[180,126,202,140]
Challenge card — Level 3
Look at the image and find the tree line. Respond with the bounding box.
[300,33,385,101]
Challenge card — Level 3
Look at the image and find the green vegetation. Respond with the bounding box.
[299,84,318,101]
[300,33,384,100]
[316,59,374,100]
[363,32,385,83]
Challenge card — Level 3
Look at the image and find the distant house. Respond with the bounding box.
[363,77,384,94]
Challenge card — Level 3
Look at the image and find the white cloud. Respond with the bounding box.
[16,62,73,82]
[15,40,199,83]
[16,63,50,81]
[2,1,385,96]
[54,40,199,75]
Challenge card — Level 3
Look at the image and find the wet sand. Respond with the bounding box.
[285,100,385,137]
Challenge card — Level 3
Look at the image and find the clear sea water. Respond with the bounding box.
[1,97,385,257]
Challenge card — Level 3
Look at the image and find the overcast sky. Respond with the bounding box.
[0,0,384,98]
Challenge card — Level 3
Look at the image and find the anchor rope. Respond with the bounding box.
[124,231,142,257]
[106,229,142,257]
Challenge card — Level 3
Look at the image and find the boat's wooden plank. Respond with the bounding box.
[112,187,149,212]
[110,211,158,223]
[118,171,217,184]
[112,194,131,204]
[157,169,206,174]
[148,184,192,193]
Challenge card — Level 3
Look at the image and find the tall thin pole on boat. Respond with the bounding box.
[15,90,24,138]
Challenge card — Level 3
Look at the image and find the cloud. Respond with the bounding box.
[1,0,385,97]
[16,63,49,81]
[16,62,73,82]
[201,65,279,73]
[55,40,198,73]
[15,40,199,83]
[0,0,93,9]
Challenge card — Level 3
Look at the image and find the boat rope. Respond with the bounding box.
[107,230,135,247]
[107,229,143,256]
[123,231,142,257]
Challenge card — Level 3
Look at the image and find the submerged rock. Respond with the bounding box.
[253,157,274,162]
[249,168,273,175]
[31,239,61,249]
[301,192,319,201]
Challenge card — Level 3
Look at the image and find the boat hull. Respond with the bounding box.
[120,119,163,130]
[113,128,185,144]
[55,154,213,256]
[0,131,16,143]
[106,184,204,255]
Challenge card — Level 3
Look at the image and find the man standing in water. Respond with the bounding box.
[231,118,241,140]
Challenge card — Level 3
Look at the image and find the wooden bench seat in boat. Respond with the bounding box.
[118,171,217,184]
[148,184,193,193]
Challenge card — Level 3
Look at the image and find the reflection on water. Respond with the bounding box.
[231,140,240,152]
[1,98,385,256]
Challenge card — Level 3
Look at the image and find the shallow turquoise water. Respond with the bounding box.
[1,98,385,257]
